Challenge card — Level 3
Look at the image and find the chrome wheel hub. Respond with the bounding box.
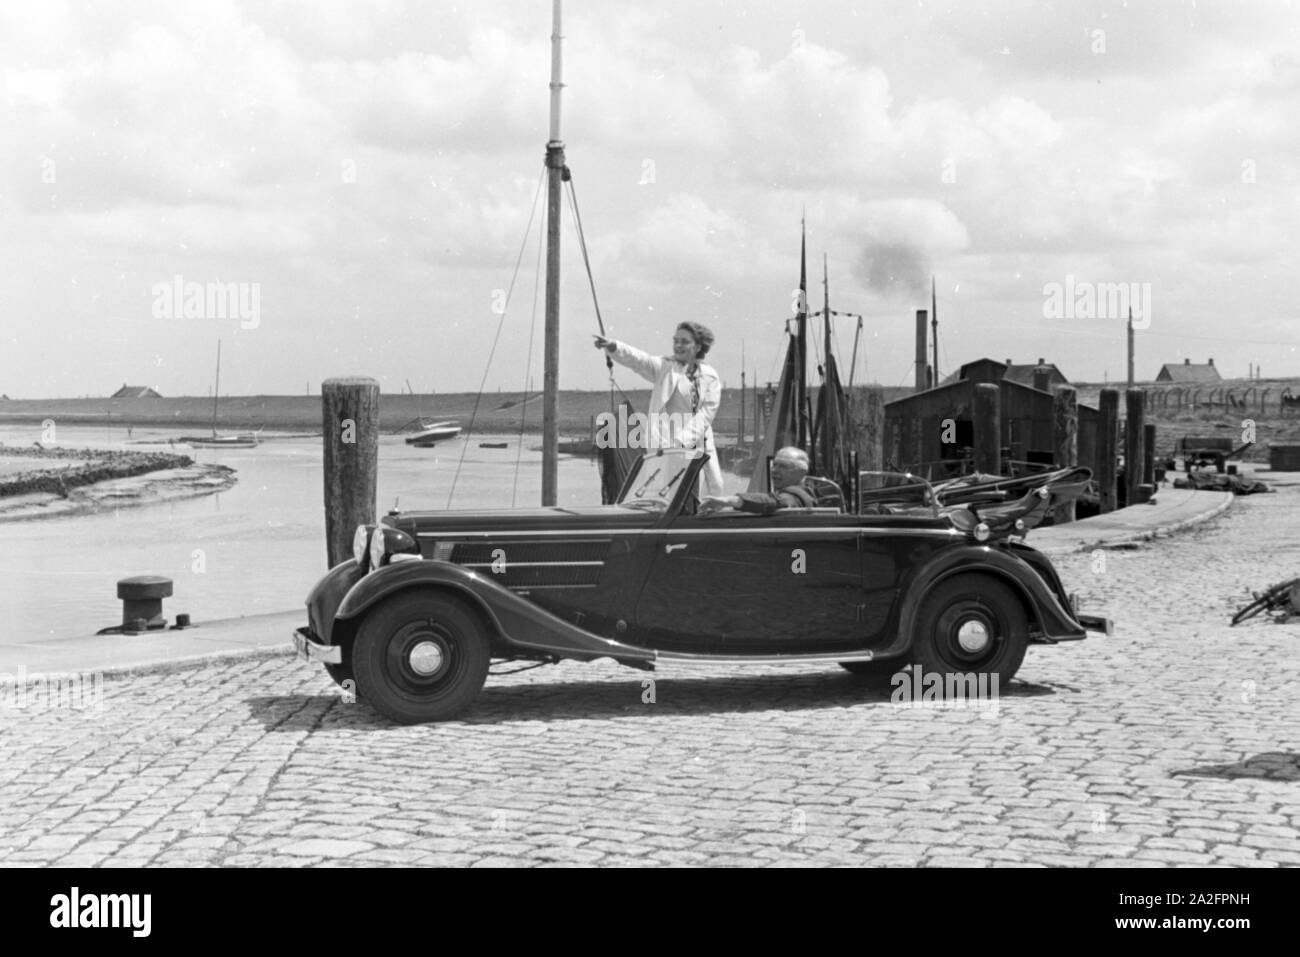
[408,641,445,676]
[956,619,991,654]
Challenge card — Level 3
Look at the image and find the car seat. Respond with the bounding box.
[803,476,846,511]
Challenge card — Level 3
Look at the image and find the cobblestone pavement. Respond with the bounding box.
[2,486,1298,867]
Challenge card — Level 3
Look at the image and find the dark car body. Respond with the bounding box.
[294,449,1109,723]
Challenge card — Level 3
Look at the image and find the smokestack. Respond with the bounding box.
[915,309,928,392]
[1033,359,1051,393]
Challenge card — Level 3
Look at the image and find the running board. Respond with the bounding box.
[653,649,880,667]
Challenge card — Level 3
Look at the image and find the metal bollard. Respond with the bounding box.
[116,576,173,630]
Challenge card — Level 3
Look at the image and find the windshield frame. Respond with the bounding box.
[615,449,708,515]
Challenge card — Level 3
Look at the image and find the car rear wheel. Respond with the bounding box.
[352,592,490,724]
[910,574,1028,688]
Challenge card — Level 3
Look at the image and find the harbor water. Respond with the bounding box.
[0,425,624,644]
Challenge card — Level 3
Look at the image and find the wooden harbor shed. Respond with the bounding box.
[884,357,1099,479]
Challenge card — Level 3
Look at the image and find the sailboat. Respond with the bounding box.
[405,420,462,447]
[179,340,262,448]
[746,227,856,499]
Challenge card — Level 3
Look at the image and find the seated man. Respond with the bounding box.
[700,446,818,515]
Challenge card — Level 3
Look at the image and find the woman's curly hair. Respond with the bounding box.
[675,322,715,359]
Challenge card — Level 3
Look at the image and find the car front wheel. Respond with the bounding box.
[352,592,490,724]
[910,574,1028,688]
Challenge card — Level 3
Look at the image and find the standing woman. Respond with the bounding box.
[593,322,725,498]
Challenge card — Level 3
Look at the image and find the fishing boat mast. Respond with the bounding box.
[931,275,939,385]
[542,0,565,506]
[211,339,221,438]
[796,220,809,449]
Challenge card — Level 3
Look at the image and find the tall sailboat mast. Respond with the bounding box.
[796,220,808,449]
[211,339,221,437]
[931,276,939,386]
[739,340,746,447]
[542,0,565,506]
[822,254,831,370]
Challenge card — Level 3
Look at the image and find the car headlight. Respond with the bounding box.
[367,525,421,570]
[353,525,373,569]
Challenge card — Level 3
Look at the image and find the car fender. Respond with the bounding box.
[878,543,1085,659]
[305,559,365,645]
[336,559,656,666]
[1005,540,1074,609]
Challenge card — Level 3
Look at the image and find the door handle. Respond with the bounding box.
[664,543,688,554]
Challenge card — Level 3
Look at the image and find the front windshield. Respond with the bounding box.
[857,471,935,511]
[617,449,702,507]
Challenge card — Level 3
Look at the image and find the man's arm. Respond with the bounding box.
[699,488,807,516]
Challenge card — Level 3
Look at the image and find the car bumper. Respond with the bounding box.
[1077,613,1114,636]
[293,626,342,665]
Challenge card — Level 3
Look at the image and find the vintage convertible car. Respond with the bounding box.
[293,449,1111,723]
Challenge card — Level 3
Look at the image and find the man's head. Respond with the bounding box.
[771,446,809,489]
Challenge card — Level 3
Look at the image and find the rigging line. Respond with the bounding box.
[514,188,549,508]
[765,328,787,384]
[1131,328,1299,346]
[564,176,605,335]
[1021,323,1298,348]
[564,177,617,389]
[565,178,634,413]
[446,165,547,508]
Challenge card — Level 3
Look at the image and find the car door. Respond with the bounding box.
[628,509,867,654]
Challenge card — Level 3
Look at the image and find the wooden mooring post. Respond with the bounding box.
[973,383,1000,476]
[1052,385,1077,523]
[1143,423,1157,487]
[1098,388,1119,514]
[322,377,379,567]
[1125,388,1147,508]
[857,388,885,472]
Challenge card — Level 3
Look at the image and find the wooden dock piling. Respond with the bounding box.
[1052,385,1077,523]
[856,388,885,471]
[1125,388,1147,509]
[1142,423,1157,488]
[322,377,379,567]
[973,383,1000,476]
[1098,388,1119,514]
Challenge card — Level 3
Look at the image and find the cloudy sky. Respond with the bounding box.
[2,0,1298,398]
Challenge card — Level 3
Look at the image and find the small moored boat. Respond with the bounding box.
[405,421,462,447]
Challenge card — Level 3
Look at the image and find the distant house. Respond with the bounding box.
[111,384,163,398]
[1156,358,1221,383]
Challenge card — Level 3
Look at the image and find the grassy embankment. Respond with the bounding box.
[0,447,197,499]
